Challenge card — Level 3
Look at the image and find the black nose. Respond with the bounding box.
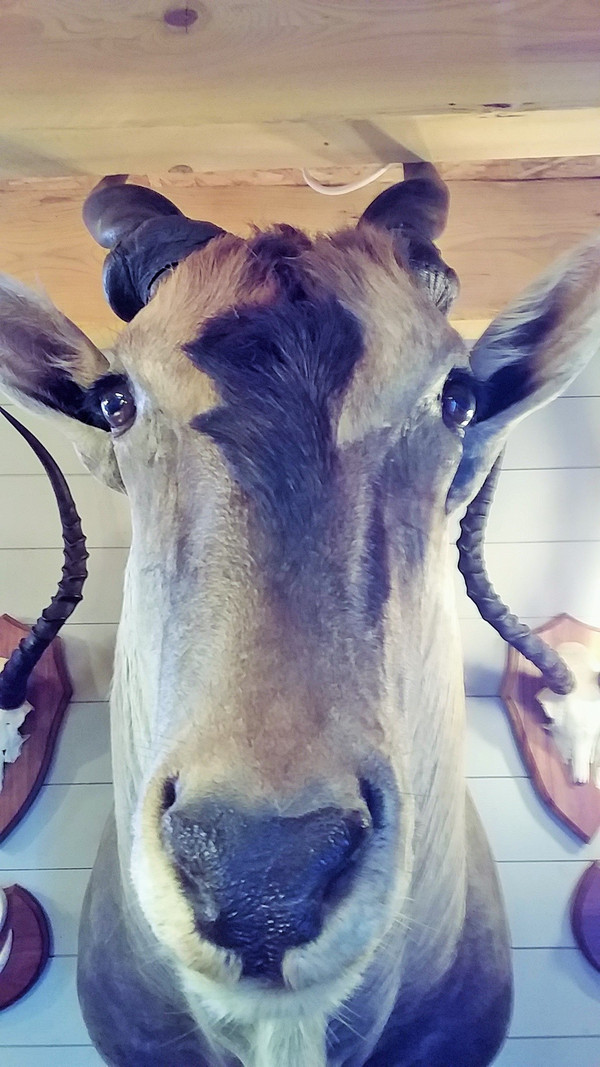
[162,798,368,979]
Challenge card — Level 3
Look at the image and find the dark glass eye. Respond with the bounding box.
[100,379,136,434]
[441,373,477,432]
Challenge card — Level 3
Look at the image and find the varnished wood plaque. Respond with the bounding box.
[0,614,72,842]
[571,862,600,973]
[501,614,600,842]
[0,885,51,1010]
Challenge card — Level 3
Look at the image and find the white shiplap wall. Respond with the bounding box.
[1,358,600,1065]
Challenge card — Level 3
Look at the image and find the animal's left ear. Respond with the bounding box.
[0,274,123,490]
[447,234,600,512]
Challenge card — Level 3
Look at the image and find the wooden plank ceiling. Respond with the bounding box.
[1,170,599,341]
[0,0,599,176]
[0,1,598,335]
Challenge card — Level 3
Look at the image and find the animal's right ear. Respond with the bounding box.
[447,233,600,512]
[0,274,123,490]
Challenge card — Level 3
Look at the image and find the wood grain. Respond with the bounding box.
[0,0,597,120]
[501,614,600,842]
[0,2,598,174]
[99,157,600,187]
[571,862,600,973]
[0,616,72,842]
[3,110,600,178]
[0,885,50,1011]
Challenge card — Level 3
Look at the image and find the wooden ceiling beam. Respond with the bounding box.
[0,170,598,342]
[1,2,597,178]
[2,108,600,181]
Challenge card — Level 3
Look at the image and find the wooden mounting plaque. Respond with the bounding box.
[500,614,600,843]
[0,614,72,842]
[571,861,600,973]
[0,885,51,1010]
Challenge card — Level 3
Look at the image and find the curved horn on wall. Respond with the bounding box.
[458,456,574,695]
[359,162,459,313]
[0,408,88,711]
[83,178,225,322]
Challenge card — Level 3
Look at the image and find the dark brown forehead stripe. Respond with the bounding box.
[186,275,363,552]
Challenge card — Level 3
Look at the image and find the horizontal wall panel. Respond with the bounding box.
[54,615,521,706]
[461,615,525,697]
[61,624,118,702]
[0,1050,102,1066]
[48,702,111,786]
[460,616,587,699]
[466,698,524,779]
[498,861,587,950]
[3,1037,599,1066]
[453,540,600,623]
[3,868,90,957]
[484,468,600,543]
[0,403,89,476]
[510,947,600,1037]
[0,547,127,625]
[0,474,131,549]
[562,357,600,398]
[0,783,112,871]
[0,957,91,1046]
[503,397,600,471]
[461,613,600,697]
[494,1036,600,1067]
[4,530,600,634]
[3,456,600,553]
[3,396,599,477]
[3,954,598,1054]
[468,777,598,863]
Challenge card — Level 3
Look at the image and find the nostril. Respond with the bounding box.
[321,811,369,907]
[345,810,371,853]
[161,776,178,813]
[359,777,386,831]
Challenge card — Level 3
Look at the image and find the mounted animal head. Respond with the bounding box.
[0,167,599,1053]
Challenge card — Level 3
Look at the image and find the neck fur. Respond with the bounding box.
[392,541,467,992]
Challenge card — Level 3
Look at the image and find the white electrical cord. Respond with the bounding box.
[301,163,395,196]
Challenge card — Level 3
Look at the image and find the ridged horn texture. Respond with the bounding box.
[82,176,184,249]
[0,407,88,710]
[82,178,225,322]
[360,162,459,313]
[457,455,574,696]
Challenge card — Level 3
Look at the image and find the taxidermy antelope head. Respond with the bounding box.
[0,165,599,1067]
